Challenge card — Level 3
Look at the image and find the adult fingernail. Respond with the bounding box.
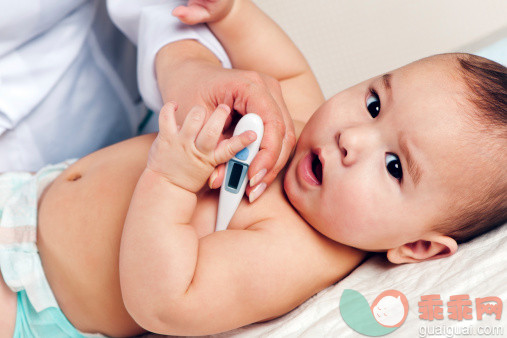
[209,171,218,189]
[250,168,267,187]
[249,182,266,203]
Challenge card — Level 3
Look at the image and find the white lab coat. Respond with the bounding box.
[0,0,230,171]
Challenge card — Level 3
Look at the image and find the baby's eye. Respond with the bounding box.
[366,89,380,118]
[385,153,403,181]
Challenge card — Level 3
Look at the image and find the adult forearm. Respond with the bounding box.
[155,39,224,122]
[156,39,221,98]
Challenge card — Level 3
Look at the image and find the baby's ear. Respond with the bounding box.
[386,234,457,264]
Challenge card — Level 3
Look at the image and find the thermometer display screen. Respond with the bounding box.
[228,162,245,189]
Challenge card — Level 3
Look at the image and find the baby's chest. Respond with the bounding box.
[191,183,289,238]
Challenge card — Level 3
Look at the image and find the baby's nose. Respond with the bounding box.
[337,126,380,165]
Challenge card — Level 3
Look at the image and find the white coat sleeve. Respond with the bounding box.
[106,0,231,111]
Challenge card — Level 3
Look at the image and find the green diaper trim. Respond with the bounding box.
[14,290,85,338]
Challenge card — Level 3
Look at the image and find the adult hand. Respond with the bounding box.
[156,41,296,202]
[172,0,236,25]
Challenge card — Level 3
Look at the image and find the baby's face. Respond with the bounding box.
[284,56,482,251]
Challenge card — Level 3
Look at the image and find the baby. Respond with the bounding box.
[1,0,506,337]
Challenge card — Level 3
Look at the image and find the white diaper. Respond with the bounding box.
[0,160,76,311]
[0,160,105,338]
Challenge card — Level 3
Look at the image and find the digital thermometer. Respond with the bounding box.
[215,113,264,231]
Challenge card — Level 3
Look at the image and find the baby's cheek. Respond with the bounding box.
[321,181,378,245]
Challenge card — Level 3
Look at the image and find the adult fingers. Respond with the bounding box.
[232,75,295,192]
[250,76,296,189]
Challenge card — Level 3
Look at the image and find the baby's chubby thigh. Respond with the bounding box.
[0,270,16,338]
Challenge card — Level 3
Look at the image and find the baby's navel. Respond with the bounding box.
[66,172,82,182]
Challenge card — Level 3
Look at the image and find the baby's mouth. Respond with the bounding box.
[311,152,323,184]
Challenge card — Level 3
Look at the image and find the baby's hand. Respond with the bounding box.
[172,0,236,25]
[147,102,256,193]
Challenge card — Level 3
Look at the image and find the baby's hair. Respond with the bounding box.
[433,53,507,243]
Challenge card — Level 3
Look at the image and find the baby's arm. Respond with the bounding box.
[120,103,253,334]
[120,103,364,335]
[172,0,325,123]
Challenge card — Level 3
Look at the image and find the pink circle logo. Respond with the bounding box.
[370,290,409,327]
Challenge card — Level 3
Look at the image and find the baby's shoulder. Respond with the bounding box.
[250,212,365,276]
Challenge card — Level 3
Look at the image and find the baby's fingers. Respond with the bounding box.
[158,102,179,137]
[195,104,231,153]
[214,131,257,165]
[172,5,211,25]
[180,105,206,141]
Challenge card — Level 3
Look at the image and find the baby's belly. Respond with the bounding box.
[37,134,157,336]
[37,133,291,336]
